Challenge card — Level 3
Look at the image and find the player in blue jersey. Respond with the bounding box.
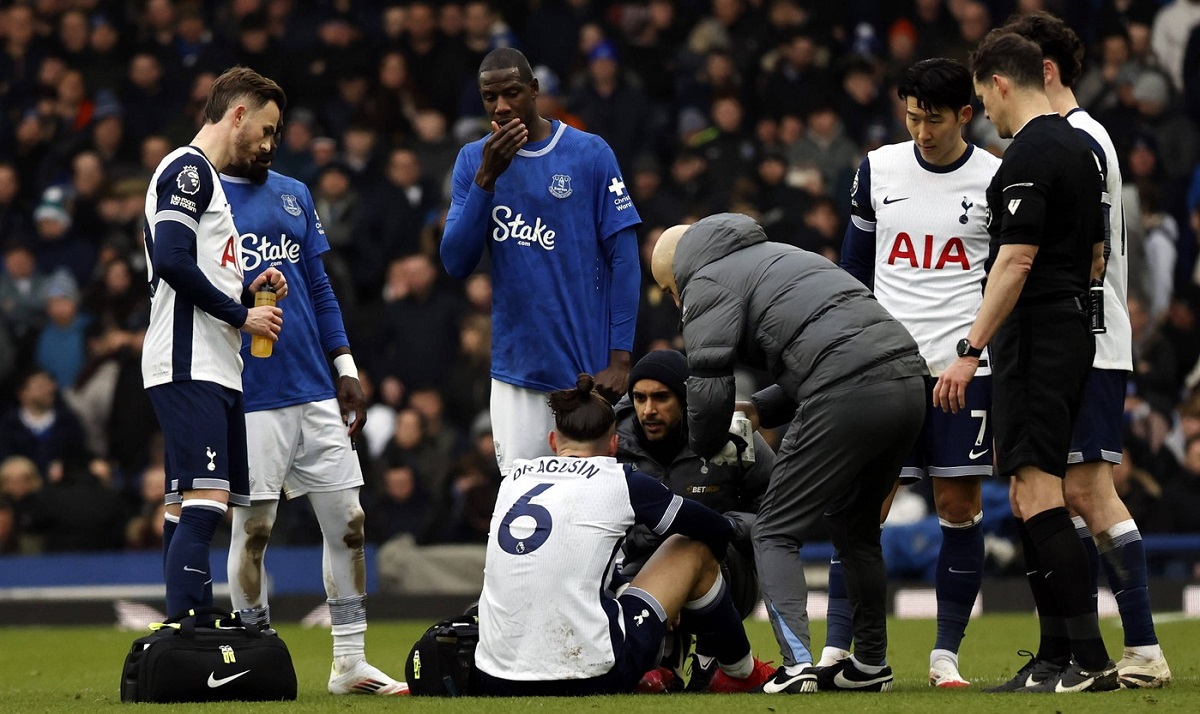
[221,133,407,695]
[826,58,999,689]
[1002,12,1170,690]
[440,48,641,475]
[474,373,773,695]
[142,67,287,618]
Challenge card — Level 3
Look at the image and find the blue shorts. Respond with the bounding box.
[1068,369,1127,465]
[900,375,994,483]
[474,588,667,696]
[148,381,250,506]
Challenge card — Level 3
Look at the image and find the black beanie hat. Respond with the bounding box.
[628,349,690,403]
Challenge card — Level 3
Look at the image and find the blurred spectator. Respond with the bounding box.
[633,227,683,358]
[411,109,459,200]
[836,56,892,149]
[734,149,810,245]
[68,150,106,240]
[312,161,359,304]
[54,9,91,69]
[523,0,595,81]
[443,314,492,430]
[692,95,755,209]
[1139,184,1180,322]
[786,104,859,203]
[1150,0,1200,92]
[0,494,16,553]
[438,452,498,543]
[1076,25,1137,114]
[1152,434,1200,532]
[273,107,321,187]
[124,460,166,551]
[381,407,451,515]
[0,454,42,552]
[400,1,469,121]
[120,52,179,149]
[628,155,683,229]
[26,452,127,551]
[0,242,49,348]
[370,51,419,146]
[1129,293,1181,417]
[358,370,405,463]
[381,254,465,394]
[34,271,88,389]
[0,162,33,246]
[1160,288,1200,394]
[31,186,95,293]
[0,368,89,483]
[339,123,383,189]
[567,40,657,172]
[365,463,433,544]
[355,148,438,297]
[89,91,130,170]
[1,4,46,112]
[759,30,834,122]
[661,146,716,217]
[941,1,991,67]
[321,69,372,143]
[81,13,128,97]
[882,19,920,85]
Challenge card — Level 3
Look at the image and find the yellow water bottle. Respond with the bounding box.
[250,283,276,358]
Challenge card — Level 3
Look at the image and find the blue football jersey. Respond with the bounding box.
[447,121,642,391]
[222,171,344,411]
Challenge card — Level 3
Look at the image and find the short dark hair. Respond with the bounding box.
[897,58,973,113]
[203,66,286,124]
[1003,11,1084,88]
[970,29,1045,89]
[547,374,615,442]
[478,47,533,84]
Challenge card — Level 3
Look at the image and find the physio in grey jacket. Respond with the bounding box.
[615,349,773,619]
[651,213,928,693]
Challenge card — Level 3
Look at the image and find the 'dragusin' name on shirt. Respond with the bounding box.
[511,458,603,480]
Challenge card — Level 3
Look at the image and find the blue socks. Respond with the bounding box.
[824,554,853,651]
[1073,516,1101,599]
[934,514,984,653]
[1096,519,1158,647]
[164,501,225,618]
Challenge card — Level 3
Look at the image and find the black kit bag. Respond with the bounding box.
[120,607,297,703]
[404,612,479,696]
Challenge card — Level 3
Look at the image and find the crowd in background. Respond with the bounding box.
[2,0,1200,570]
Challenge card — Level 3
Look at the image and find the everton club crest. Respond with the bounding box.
[548,174,572,199]
[281,194,302,216]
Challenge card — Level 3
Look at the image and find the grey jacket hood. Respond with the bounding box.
[674,213,767,295]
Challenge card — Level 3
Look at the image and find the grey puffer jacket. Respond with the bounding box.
[674,213,927,457]
[613,394,773,570]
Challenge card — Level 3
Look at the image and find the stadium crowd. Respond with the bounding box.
[2,0,1200,566]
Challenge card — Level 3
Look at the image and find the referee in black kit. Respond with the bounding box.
[933,30,1118,693]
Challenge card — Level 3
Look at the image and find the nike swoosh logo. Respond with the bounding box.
[761,670,813,693]
[882,196,909,204]
[183,566,207,574]
[948,567,978,574]
[1024,673,1042,688]
[968,448,990,459]
[833,670,891,689]
[207,671,250,688]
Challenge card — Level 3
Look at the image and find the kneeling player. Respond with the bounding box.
[473,374,771,695]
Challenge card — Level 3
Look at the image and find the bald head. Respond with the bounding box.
[652,224,689,304]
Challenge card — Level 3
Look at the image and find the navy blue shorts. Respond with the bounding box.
[1068,369,1127,466]
[475,588,667,696]
[900,375,994,483]
[148,381,250,506]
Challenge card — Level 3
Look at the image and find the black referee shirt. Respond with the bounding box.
[984,113,1104,307]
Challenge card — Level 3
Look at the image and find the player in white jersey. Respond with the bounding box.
[1005,12,1170,689]
[832,58,999,689]
[220,135,406,695]
[474,374,772,696]
[141,67,286,618]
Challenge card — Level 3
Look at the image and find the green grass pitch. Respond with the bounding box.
[2,614,1197,712]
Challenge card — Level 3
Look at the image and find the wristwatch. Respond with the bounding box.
[956,338,983,359]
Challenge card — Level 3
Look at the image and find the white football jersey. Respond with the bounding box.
[853,142,1001,376]
[1067,109,1132,371]
[142,147,245,391]
[475,455,682,681]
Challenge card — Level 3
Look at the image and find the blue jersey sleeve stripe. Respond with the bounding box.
[651,494,683,535]
[153,210,200,232]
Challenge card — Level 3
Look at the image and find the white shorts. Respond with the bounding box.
[245,398,364,501]
[490,379,556,475]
